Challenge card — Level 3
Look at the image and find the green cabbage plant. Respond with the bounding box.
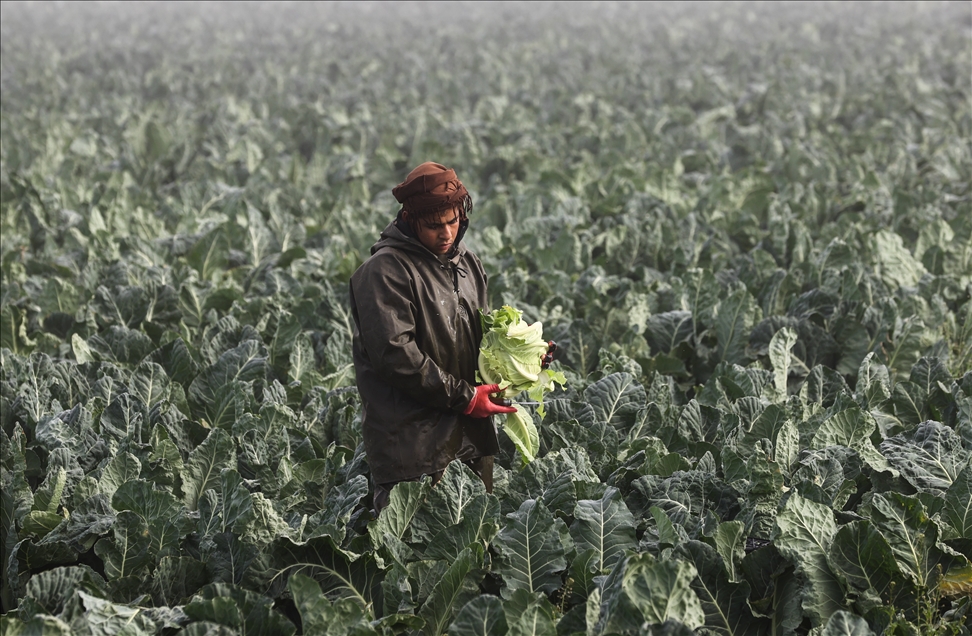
[478,305,566,462]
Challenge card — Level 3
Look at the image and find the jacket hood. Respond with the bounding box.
[370,210,469,265]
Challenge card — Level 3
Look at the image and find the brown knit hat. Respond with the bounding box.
[392,162,470,218]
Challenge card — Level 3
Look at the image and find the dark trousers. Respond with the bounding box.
[373,456,494,514]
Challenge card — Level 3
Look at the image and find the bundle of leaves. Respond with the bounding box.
[478,305,566,462]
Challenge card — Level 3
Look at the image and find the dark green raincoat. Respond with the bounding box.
[349,217,498,485]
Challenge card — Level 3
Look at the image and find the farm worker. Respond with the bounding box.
[349,161,516,514]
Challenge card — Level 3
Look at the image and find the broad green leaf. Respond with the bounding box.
[584,372,647,436]
[187,228,229,280]
[944,464,972,539]
[492,499,569,598]
[855,353,891,409]
[645,311,694,356]
[404,560,449,609]
[1,615,72,635]
[151,338,199,385]
[289,573,332,634]
[34,403,98,460]
[179,282,207,329]
[182,428,236,510]
[218,469,254,534]
[820,610,876,636]
[677,541,766,636]
[889,382,926,427]
[91,372,124,412]
[648,505,681,548]
[184,582,296,635]
[71,334,94,364]
[410,460,488,544]
[179,621,240,636]
[506,602,557,636]
[113,479,188,558]
[621,553,705,629]
[15,353,54,427]
[7,538,77,604]
[773,492,845,626]
[138,119,170,160]
[882,316,936,380]
[714,289,758,365]
[676,399,722,447]
[267,536,382,614]
[236,492,291,546]
[206,381,249,431]
[0,305,35,355]
[676,269,720,333]
[154,556,207,606]
[871,230,925,289]
[33,467,65,514]
[713,521,745,582]
[775,418,800,470]
[234,406,292,493]
[93,325,155,364]
[369,478,431,548]
[20,511,63,540]
[768,326,797,401]
[880,421,970,495]
[188,340,267,417]
[98,452,141,501]
[909,356,951,396]
[99,393,149,445]
[586,587,603,635]
[130,360,170,407]
[828,520,899,599]
[419,545,484,636]
[500,589,558,636]
[289,572,372,636]
[209,532,257,586]
[501,405,540,464]
[553,408,620,475]
[37,493,113,554]
[287,333,320,388]
[425,494,500,563]
[311,475,370,545]
[569,487,637,572]
[568,548,600,604]
[93,511,152,580]
[866,492,946,589]
[20,565,107,619]
[503,446,597,514]
[940,564,972,599]
[184,599,242,632]
[812,405,891,474]
[147,424,184,486]
[448,595,508,636]
[633,470,711,537]
[269,311,301,372]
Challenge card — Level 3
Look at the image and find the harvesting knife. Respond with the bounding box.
[494,399,541,407]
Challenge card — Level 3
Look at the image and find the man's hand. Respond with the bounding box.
[464,384,517,418]
[541,341,557,369]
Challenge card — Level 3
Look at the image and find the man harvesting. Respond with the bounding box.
[349,162,515,513]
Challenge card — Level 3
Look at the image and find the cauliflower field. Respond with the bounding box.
[1,3,970,635]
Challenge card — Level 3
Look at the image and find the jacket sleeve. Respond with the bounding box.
[350,255,475,412]
[469,252,489,311]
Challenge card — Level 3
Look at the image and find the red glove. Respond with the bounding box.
[541,341,557,369]
[463,384,517,418]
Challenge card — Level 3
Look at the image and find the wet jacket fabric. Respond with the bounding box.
[349,218,498,484]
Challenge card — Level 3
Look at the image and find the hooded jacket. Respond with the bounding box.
[349,216,499,484]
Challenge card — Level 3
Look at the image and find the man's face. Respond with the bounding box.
[409,207,460,255]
